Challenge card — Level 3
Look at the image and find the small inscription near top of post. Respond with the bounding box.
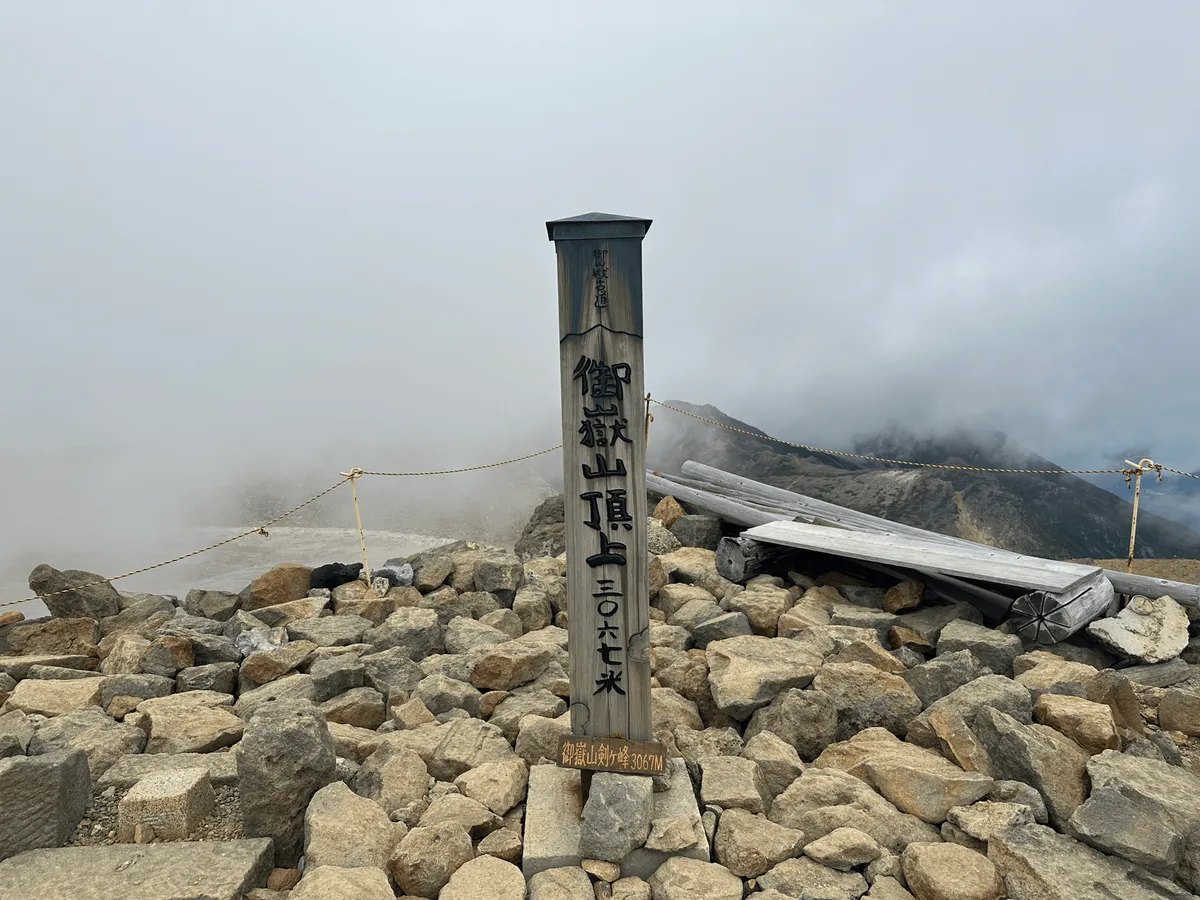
[592,248,609,309]
[556,735,667,776]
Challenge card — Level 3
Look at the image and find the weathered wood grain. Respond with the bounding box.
[551,213,653,743]
[743,521,1101,593]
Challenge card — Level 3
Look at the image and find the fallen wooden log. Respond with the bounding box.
[1008,570,1119,644]
[715,536,794,583]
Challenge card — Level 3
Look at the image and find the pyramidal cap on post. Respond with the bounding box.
[546,212,663,774]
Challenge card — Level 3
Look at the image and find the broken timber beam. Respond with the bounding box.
[1008,570,1119,644]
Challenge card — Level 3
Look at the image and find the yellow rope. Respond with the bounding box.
[649,400,1132,476]
[0,478,350,610]
[360,444,562,477]
[1163,466,1200,481]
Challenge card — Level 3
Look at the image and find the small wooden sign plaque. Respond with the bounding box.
[556,735,667,776]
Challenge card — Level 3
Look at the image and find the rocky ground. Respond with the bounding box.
[2,496,1200,899]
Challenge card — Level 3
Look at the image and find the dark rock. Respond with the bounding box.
[902,650,992,709]
[286,615,372,648]
[514,494,566,562]
[744,688,839,762]
[937,620,1023,678]
[0,748,90,862]
[176,662,239,694]
[99,674,174,709]
[669,515,724,551]
[374,563,414,588]
[310,653,366,702]
[181,589,241,622]
[28,565,121,620]
[310,563,364,592]
[236,698,337,866]
[907,674,1033,748]
[972,707,1089,830]
[692,612,754,648]
[359,648,425,698]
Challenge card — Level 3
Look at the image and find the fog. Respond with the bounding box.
[2,2,1198,612]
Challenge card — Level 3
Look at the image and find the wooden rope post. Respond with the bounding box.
[340,468,372,583]
[1123,458,1159,584]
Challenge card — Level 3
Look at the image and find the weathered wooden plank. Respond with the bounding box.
[552,213,653,744]
[679,462,982,550]
[743,521,1101,593]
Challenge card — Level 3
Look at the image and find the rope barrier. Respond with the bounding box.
[648,400,1135,476]
[358,444,561,477]
[3,401,1196,612]
[0,478,351,611]
[0,445,565,610]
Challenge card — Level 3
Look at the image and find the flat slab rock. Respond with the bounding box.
[0,838,274,900]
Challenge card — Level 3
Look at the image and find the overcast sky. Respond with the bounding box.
[2,2,1198,599]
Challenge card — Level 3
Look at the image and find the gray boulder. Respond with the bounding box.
[0,749,90,862]
[236,698,337,866]
[28,564,121,619]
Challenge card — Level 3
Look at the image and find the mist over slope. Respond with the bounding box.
[647,400,1200,560]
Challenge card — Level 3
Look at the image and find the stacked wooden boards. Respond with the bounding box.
[647,461,1200,645]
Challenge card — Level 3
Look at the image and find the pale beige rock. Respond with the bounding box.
[390,822,475,897]
[1033,694,1119,754]
[741,731,804,800]
[326,722,382,763]
[927,707,992,775]
[803,826,882,870]
[943,801,1034,852]
[1014,654,1098,699]
[1157,688,1200,737]
[418,792,504,840]
[137,691,243,754]
[471,641,553,691]
[529,865,594,900]
[393,696,437,730]
[644,813,703,853]
[612,876,652,900]
[582,858,621,882]
[3,676,103,717]
[477,826,523,864]
[699,755,769,813]
[1086,595,1190,664]
[713,808,804,878]
[758,857,869,899]
[440,853,526,900]
[826,639,908,674]
[304,781,397,871]
[654,496,687,528]
[241,641,317,685]
[864,755,994,825]
[705,635,821,720]
[290,865,395,900]
[100,634,150,675]
[902,841,1003,900]
[647,857,743,900]
[454,758,529,816]
[117,766,215,842]
[245,563,313,611]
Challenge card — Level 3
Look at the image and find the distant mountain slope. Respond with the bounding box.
[647,401,1200,560]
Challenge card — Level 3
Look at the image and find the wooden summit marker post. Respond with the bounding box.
[546,212,664,785]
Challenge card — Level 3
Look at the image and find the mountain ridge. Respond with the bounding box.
[647,400,1200,560]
